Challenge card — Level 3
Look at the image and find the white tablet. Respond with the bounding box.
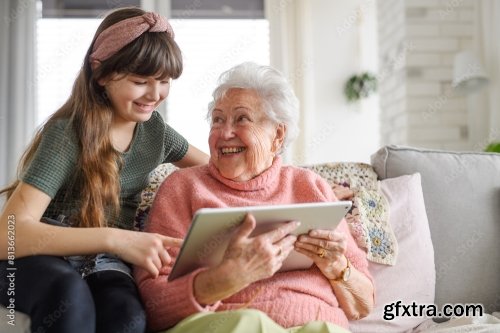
[168,201,352,281]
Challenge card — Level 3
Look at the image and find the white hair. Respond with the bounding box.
[207,62,300,153]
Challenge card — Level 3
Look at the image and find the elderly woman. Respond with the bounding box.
[135,62,374,333]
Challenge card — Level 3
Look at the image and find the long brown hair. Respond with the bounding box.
[0,7,183,228]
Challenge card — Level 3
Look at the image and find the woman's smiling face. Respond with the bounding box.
[208,88,285,182]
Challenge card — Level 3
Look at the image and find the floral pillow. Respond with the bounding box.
[134,163,179,231]
[303,163,397,265]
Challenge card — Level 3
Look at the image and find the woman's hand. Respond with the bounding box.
[223,214,299,285]
[109,229,183,278]
[193,214,299,305]
[296,228,375,319]
[332,183,354,200]
[294,229,348,280]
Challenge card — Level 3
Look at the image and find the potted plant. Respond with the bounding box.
[344,72,377,102]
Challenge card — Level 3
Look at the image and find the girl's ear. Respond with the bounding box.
[91,60,108,86]
[91,60,101,71]
[97,77,108,86]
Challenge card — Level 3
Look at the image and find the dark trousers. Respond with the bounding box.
[0,256,146,333]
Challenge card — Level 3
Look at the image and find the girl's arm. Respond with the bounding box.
[0,182,180,277]
[173,144,209,168]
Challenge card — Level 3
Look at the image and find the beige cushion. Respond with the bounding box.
[350,173,435,332]
[371,145,500,313]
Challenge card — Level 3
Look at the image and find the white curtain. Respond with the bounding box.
[0,0,38,189]
[265,0,314,165]
[476,0,500,144]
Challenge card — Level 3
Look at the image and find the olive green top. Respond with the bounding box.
[22,111,188,229]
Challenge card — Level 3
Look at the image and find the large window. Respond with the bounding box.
[37,18,102,124]
[166,19,269,152]
[37,1,269,153]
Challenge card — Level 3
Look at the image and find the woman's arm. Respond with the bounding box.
[295,223,374,320]
[173,144,209,168]
[135,213,299,330]
[329,256,374,320]
[1,182,180,277]
[296,172,374,319]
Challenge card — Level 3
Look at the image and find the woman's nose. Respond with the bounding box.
[220,122,236,139]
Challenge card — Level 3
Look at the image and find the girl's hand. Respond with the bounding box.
[109,229,183,278]
[294,229,348,280]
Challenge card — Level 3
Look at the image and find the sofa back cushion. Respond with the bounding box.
[371,145,500,313]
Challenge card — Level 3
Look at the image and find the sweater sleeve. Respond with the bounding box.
[134,171,220,331]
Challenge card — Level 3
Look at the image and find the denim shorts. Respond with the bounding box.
[41,215,132,279]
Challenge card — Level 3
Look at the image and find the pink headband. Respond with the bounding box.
[90,12,174,63]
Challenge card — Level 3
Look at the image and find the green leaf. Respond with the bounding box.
[485,142,500,153]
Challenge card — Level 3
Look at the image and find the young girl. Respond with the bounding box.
[0,7,208,333]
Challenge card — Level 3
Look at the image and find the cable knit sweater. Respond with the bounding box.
[135,157,372,331]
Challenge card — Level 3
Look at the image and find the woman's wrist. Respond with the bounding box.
[330,256,351,282]
[323,254,349,280]
[193,260,246,305]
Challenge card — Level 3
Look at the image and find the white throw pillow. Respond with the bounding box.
[350,173,435,333]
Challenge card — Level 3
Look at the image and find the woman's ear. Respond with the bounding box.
[272,123,286,153]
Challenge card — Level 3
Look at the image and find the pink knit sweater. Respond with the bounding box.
[135,157,371,331]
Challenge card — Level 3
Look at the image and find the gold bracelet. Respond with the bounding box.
[332,256,351,282]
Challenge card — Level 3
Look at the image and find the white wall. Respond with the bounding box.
[304,0,380,164]
[377,0,478,151]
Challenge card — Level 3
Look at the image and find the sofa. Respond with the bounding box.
[2,145,500,332]
[351,145,500,332]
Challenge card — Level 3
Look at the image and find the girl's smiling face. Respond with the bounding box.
[208,88,285,182]
[100,73,170,124]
